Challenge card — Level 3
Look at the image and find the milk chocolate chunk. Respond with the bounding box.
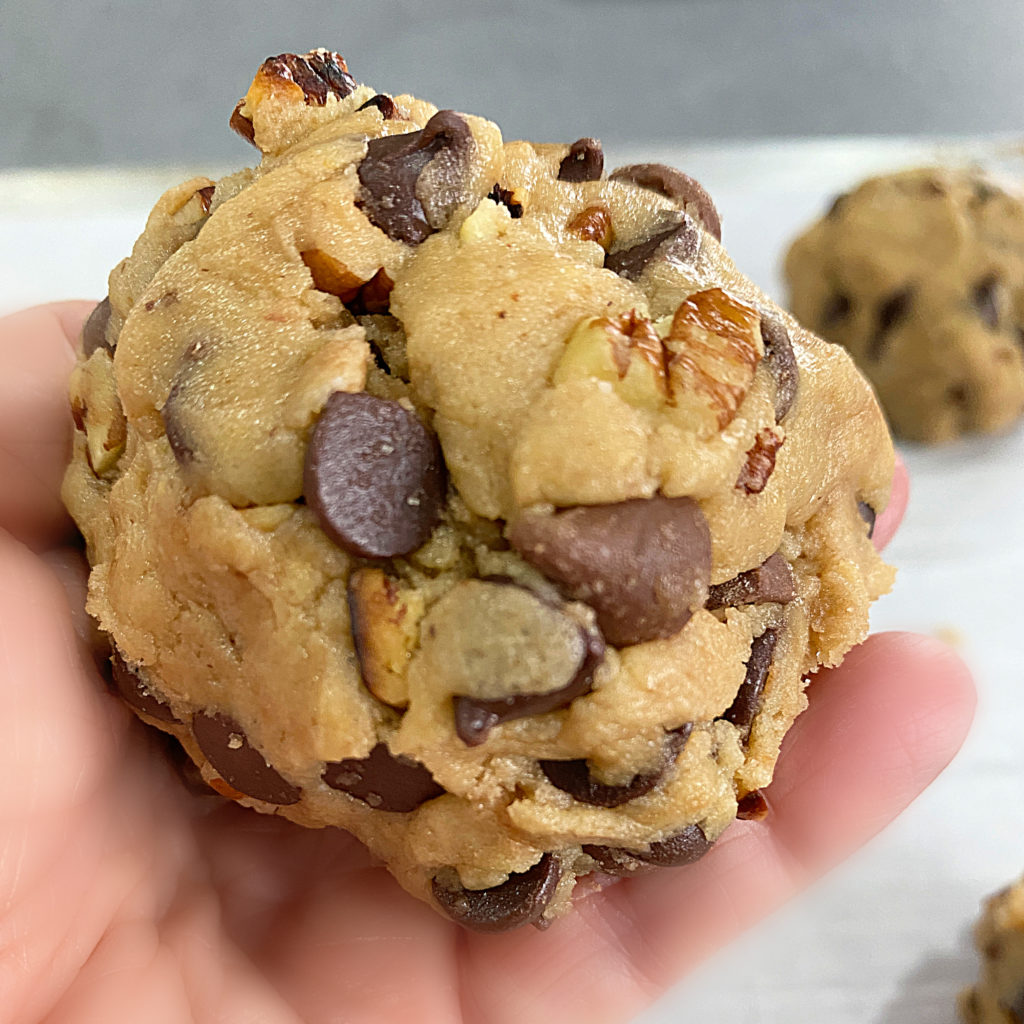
[604,217,700,280]
[432,854,561,932]
[723,628,779,739]
[192,711,301,805]
[357,93,398,119]
[444,580,605,746]
[583,823,711,875]
[706,553,796,610]
[508,496,711,648]
[610,163,721,241]
[761,314,799,421]
[82,297,113,357]
[357,110,472,244]
[858,500,877,538]
[323,743,443,812]
[558,138,604,182]
[304,391,445,559]
[540,724,692,807]
[110,650,176,722]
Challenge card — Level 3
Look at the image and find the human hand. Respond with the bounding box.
[1,302,973,1024]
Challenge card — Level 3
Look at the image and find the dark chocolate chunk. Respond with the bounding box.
[453,624,604,747]
[558,138,604,182]
[357,110,472,244]
[304,391,445,559]
[540,724,692,807]
[82,297,113,357]
[735,428,784,495]
[110,650,176,722]
[972,274,1001,329]
[706,553,796,610]
[723,628,779,739]
[323,742,444,812]
[604,218,700,281]
[736,789,769,821]
[583,823,711,876]
[508,496,711,648]
[357,93,398,119]
[262,50,357,105]
[857,500,877,539]
[432,854,561,932]
[868,286,913,359]
[821,292,852,329]
[610,163,721,241]
[192,711,301,805]
[487,184,524,218]
[229,102,256,145]
[760,314,799,422]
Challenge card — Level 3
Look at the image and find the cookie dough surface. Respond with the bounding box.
[962,877,1024,1023]
[64,49,894,930]
[786,166,1024,443]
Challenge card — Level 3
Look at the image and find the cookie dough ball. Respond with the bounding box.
[961,876,1024,1023]
[786,167,1024,443]
[63,49,895,931]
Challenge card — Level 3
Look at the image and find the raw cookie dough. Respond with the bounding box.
[63,49,895,931]
[786,166,1024,443]
[961,876,1024,1023]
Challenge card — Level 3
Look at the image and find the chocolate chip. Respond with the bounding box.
[357,93,398,119]
[761,314,798,422]
[357,110,472,245]
[110,650,176,722]
[706,553,795,610]
[583,823,711,876]
[323,742,444,812]
[304,391,445,559]
[229,102,256,145]
[82,297,113,357]
[540,724,691,807]
[610,163,721,242]
[948,382,971,406]
[736,789,769,820]
[262,50,357,106]
[192,711,301,805]
[604,218,700,281]
[508,496,711,648]
[868,286,913,359]
[972,275,1001,329]
[445,581,606,746]
[487,184,524,218]
[161,338,204,468]
[735,428,784,495]
[558,138,604,182]
[432,854,561,932]
[723,628,779,739]
[821,292,852,329]
[857,501,877,538]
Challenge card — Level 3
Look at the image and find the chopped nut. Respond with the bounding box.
[736,427,784,494]
[567,206,614,249]
[554,312,669,412]
[348,568,427,708]
[69,350,127,477]
[301,249,366,298]
[665,287,764,435]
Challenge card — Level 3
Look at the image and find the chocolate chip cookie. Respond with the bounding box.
[786,166,1024,443]
[63,49,895,931]
[961,876,1024,1023]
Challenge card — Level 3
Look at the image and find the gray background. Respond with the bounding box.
[2,0,1024,169]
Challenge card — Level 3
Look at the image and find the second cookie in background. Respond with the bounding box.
[785,167,1024,443]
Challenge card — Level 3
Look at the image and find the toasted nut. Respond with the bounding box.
[554,312,669,412]
[348,568,426,708]
[665,287,763,435]
[736,427,784,494]
[69,350,127,477]
[567,206,614,249]
[245,49,355,110]
[301,249,366,299]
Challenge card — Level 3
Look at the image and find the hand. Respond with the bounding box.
[1,303,973,1024]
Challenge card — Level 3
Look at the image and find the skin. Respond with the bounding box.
[0,303,972,1024]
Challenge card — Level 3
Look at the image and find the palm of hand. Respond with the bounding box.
[1,304,972,1024]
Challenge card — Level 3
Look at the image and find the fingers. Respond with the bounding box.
[874,450,909,551]
[0,301,94,548]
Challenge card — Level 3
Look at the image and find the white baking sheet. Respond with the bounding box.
[2,138,1022,1023]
